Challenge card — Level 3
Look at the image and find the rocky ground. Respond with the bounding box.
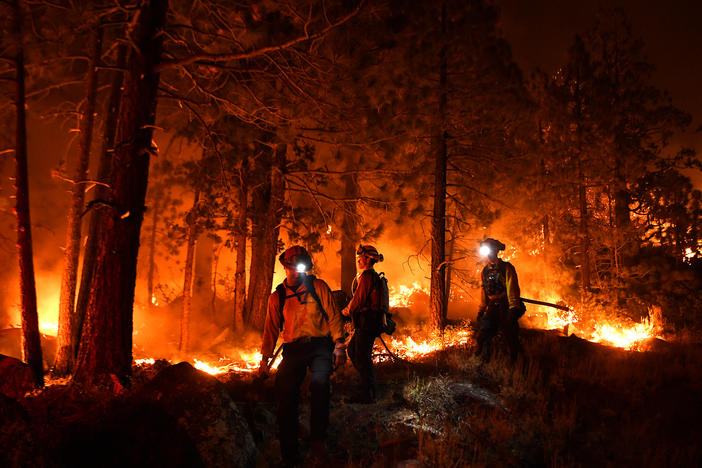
[2,326,702,467]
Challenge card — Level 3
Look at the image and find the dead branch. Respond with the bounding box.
[156,0,366,71]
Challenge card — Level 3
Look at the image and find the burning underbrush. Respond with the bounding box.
[4,317,702,467]
[124,299,665,380]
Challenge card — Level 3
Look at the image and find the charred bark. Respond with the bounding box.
[12,0,43,388]
[54,24,103,376]
[233,165,248,331]
[340,170,359,297]
[444,215,455,310]
[246,143,286,330]
[73,0,168,385]
[74,44,126,355]
[429,3,448,332]
[179,190,200,354]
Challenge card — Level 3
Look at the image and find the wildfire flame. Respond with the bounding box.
[539,302,663,350]
[389,283,428,308]
[40,321,58,335]
[187,350,280,376]
[378,327,473,361]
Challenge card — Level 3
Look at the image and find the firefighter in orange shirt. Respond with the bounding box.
[258,246,346,466]
[341,244,385,404]
[476,238,525,362]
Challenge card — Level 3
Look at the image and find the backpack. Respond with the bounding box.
[376,272,396,335]
[352,270,395,336]
[275,275,328,331]
[481,261,526,319]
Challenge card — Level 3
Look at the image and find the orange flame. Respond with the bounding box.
[389,283,428,308]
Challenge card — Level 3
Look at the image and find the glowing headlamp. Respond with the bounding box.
[479,245,492,257]
[296,263,307,273]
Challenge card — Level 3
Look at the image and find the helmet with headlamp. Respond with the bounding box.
[479,238,506,257]
[356,244,384,263]
[279,245,313,272]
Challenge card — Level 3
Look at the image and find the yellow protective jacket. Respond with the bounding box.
[261,276,345,359]
[478,259,521,313]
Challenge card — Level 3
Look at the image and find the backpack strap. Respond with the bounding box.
[275,283,287,332]
[275,276,329,332]
[304,275,329,323]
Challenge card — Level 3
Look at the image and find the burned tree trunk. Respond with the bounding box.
[246,143,286,330]
[74,44,126,353]
[12,0,43,388]
[340,170,359,297]
[179,190,200,354]
[429,3,448,332]
[54,24,103,376]
[233,166,248,331]
[73,0,167,385]
[444,215,455,310]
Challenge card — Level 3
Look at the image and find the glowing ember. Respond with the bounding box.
[135,358,155,366]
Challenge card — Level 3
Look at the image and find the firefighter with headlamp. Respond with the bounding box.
[258,245,346,465]
[341,244,385,404]
[476,238,525,362]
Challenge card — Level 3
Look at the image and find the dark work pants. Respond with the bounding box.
[476,300,522,362]
[275,336,333,465]
[347,329,377,400]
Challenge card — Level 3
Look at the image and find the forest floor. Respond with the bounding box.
[4,325,702,467]
[231,326,702,467]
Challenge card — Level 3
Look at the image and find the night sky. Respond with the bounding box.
[496,0,702,184]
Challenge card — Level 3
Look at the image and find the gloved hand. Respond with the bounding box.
[332,341,347,369]
[257,358,270,378]
[509,306,524,320]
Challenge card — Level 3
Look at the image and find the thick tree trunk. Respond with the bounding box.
[429,3,447,332]
[54,25,103,376]
[340,170,359,297]
[444,216,455,312]
[146,195,161,310]
[74,44,126,354]
[233,170,248,331]
[73,0,167,386]
[179,190,200,354]
[13,0,43,388]
[246,143,286,330]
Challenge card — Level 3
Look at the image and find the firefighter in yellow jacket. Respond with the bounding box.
[476,238,525,362]
[258,245,346,466]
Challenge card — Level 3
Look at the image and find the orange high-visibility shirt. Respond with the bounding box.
[261,277,344,359]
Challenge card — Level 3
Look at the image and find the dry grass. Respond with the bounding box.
[365,328,702,467]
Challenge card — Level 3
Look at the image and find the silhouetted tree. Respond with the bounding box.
[74,0,168,385]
